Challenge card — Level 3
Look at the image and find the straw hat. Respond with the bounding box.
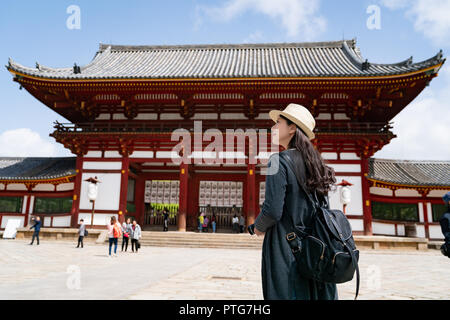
[269,103,316,140]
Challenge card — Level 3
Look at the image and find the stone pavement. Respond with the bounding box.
[0,239,448,300]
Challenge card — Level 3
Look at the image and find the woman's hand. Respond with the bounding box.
[255,227,265,237]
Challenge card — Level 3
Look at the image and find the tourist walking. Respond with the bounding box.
[252,103,338,300]
[211,214,217,233]
[232,214,239,233]
[163,208,169,232]
[77,219,86,248]
[131,220,142,253]
[121,218,132,252]
[29,216,41,245]
[202,216,209,232]
[239,215,245,233]
[198,212,204,233]
[107,216,122,257]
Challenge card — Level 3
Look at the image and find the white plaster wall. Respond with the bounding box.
[427,189,450,197]
[395,189,421,197]
[56,183,74,191]
[6,184,27,191]
[156,151,181,159]
[43,217,51,227]
[255,113,270,120]
[416,225,425,238]
[418,202,424,222]
[96,114,111,120]
[370,187,393,196]
[22,195,28,214]
[429,225,445,240]
[316,113,332,120]
[79,173,121,211]
[334,113,350,120]
[191,113,218,120]
[130,151,154,158]
[93,213,118,226]
[397,224,405,236]
[28,196,34,213]
[321,152,338,160]
[348,219,364,232]
[328,164,361,173]
[52,216,71,227]
[328,176,363,216]
[427,202,433,223]
[83,161,122,170]
[220,113,247,120]
[340,152,360,160]
[372,222,396,235]
[135,113,158,120]
[34,184,55,192]
[160,113,184,120]
[85,151,102,158]
[104,151,122,158]
[1,216,24,229]
[112,113,127,120]
[78,213,92,225]
[0,183,4,190]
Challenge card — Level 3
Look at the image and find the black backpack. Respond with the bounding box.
[280,150,360,300]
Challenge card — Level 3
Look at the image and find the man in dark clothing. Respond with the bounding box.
[163,209,169,232]
[439,192,450,258]
[29,216,41,245]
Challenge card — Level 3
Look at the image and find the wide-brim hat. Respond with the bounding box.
[269,103,316,140]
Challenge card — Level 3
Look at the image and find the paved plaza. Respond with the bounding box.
[0,239,449,300]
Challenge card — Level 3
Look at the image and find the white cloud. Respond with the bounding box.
[196,0,326,39]
[242,30,264,43]
[0,128,66,157]
[373,63,450,160]
[380,0,450,46]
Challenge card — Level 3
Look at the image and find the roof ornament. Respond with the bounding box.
[361,59,370,71]
[73,63,81,74]
[405,56,412,66]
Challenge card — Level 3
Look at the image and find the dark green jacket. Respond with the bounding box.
[254,149,338,300]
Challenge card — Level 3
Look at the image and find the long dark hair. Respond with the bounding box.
[281,115,336,196]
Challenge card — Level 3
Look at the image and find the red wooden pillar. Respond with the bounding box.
[361,156,373,235]
[118,156,129,224]
[134,176,146,226]
[246,163,256,227]
[178,162,189,232]
[187,175,199,230]
[422,195,430,239]
[70,156,83,228]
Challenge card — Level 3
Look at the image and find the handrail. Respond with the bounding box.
[52,121,394,134]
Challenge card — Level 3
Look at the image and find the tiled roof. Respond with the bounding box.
[0,157,76,181]
[6,39,445,80]
[368,158,450,187]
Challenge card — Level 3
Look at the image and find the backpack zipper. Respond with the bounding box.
[309,236,325,260]
[332,249,358,265]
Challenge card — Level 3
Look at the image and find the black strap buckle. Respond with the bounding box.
[292,246,301,253]
[286,232,296,241]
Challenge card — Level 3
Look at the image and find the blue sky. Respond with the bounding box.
[0,0,449,160]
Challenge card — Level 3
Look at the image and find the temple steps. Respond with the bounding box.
[127,231,263,249]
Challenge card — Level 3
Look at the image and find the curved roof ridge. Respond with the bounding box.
[98,39,354,52]
[370,157,450,164]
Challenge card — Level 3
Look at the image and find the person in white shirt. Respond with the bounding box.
[232,214,239,233]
